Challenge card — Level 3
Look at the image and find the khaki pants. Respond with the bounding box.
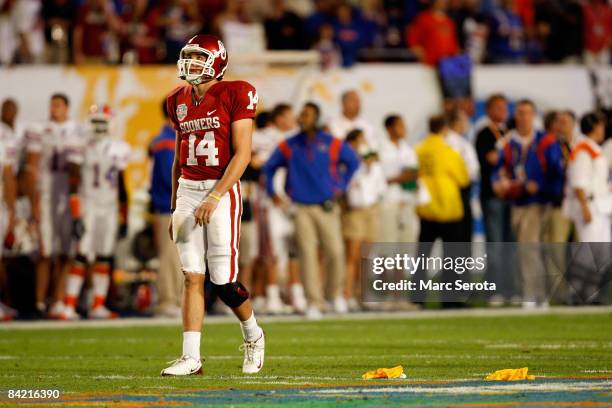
[511,204,547,303]
[542,206,572,303]
[379,202,419,243]
[154,214,183,309]
[342,205,379,241]
[294,204,345,308]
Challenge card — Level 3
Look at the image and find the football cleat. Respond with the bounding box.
[240,332,265,374]
[89,306,119,319]
[58,307,80,321]
[0,301,17,320]
[47,301,65,320]
[0,308,12,322]
[161,355,203,376]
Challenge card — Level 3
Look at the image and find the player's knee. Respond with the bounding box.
[183,273,204,290]
[211,282,249,309]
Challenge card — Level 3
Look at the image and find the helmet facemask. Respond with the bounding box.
[177,47,216,85]
[90,117,110,138]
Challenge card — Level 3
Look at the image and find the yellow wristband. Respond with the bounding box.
[208,191,222,202]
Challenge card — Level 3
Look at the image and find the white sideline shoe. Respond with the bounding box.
[522,301,538,310]
[90,306,119,319]
[240,332,265,374]
[160,355,202,376]
[266,295,284,315]
[292,294,307,314]
[291,284,307,314]
[252,296,266,314]
[347,298,361,312]
[305,305,323,320]
[333,297,348,314]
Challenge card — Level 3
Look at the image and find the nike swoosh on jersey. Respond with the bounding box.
[207,110,216,115]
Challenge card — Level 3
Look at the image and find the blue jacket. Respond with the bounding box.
[536,132,565,206]
[488,8,525,62]
[149,124,176,213]
[263,130,360,205]
[492,130,546,206]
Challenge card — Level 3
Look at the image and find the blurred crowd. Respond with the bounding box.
[228,93,612,318]
[1,89,612,321]
[0,0,610,67]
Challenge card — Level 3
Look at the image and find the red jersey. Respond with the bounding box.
[166,80,258,180]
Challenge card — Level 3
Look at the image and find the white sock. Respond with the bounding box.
[266,284,281,301]
[65,274,84,300]
[291,283,305,300]
[182,331,201,361]
[240,312,263,342]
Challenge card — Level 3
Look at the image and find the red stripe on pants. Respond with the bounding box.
[236,182,242,281]
[229,185,237,282]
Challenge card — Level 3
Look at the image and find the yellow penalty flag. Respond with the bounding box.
[362,365,406,380]
[485,367,536,381]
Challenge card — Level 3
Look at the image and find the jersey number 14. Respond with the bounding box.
[187,131,219,166]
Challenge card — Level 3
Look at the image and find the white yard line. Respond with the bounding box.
[310,380,612,395]
[1,305,611,331]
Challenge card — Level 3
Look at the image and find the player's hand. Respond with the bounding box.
[272,194,289,210]
[525,180,539,195]
[71,218,86,240]
[118,223,128,240]
[492,179,508,197]
[581,204,592,224]
[195,198,219,226]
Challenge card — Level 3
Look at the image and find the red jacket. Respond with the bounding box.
[406,10,459,65]
[583,2,612,53]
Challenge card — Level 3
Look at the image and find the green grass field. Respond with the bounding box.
[0,310,610,407]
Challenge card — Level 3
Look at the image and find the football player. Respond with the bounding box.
[0,137,17,321]
[25,94,85,319]
[60,104,130,320]
[161,34,265,376]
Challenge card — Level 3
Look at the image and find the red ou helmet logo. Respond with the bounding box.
[177,35,229,85]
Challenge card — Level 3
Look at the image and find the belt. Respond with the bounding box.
[299,199,335,212]
[178,177,219,191]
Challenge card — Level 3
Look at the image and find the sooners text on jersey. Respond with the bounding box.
[166,80,258,181]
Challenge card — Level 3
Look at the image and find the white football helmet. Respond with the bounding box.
[88,104,113,138]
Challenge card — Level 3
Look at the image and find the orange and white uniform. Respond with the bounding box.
[565,138,612,242]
